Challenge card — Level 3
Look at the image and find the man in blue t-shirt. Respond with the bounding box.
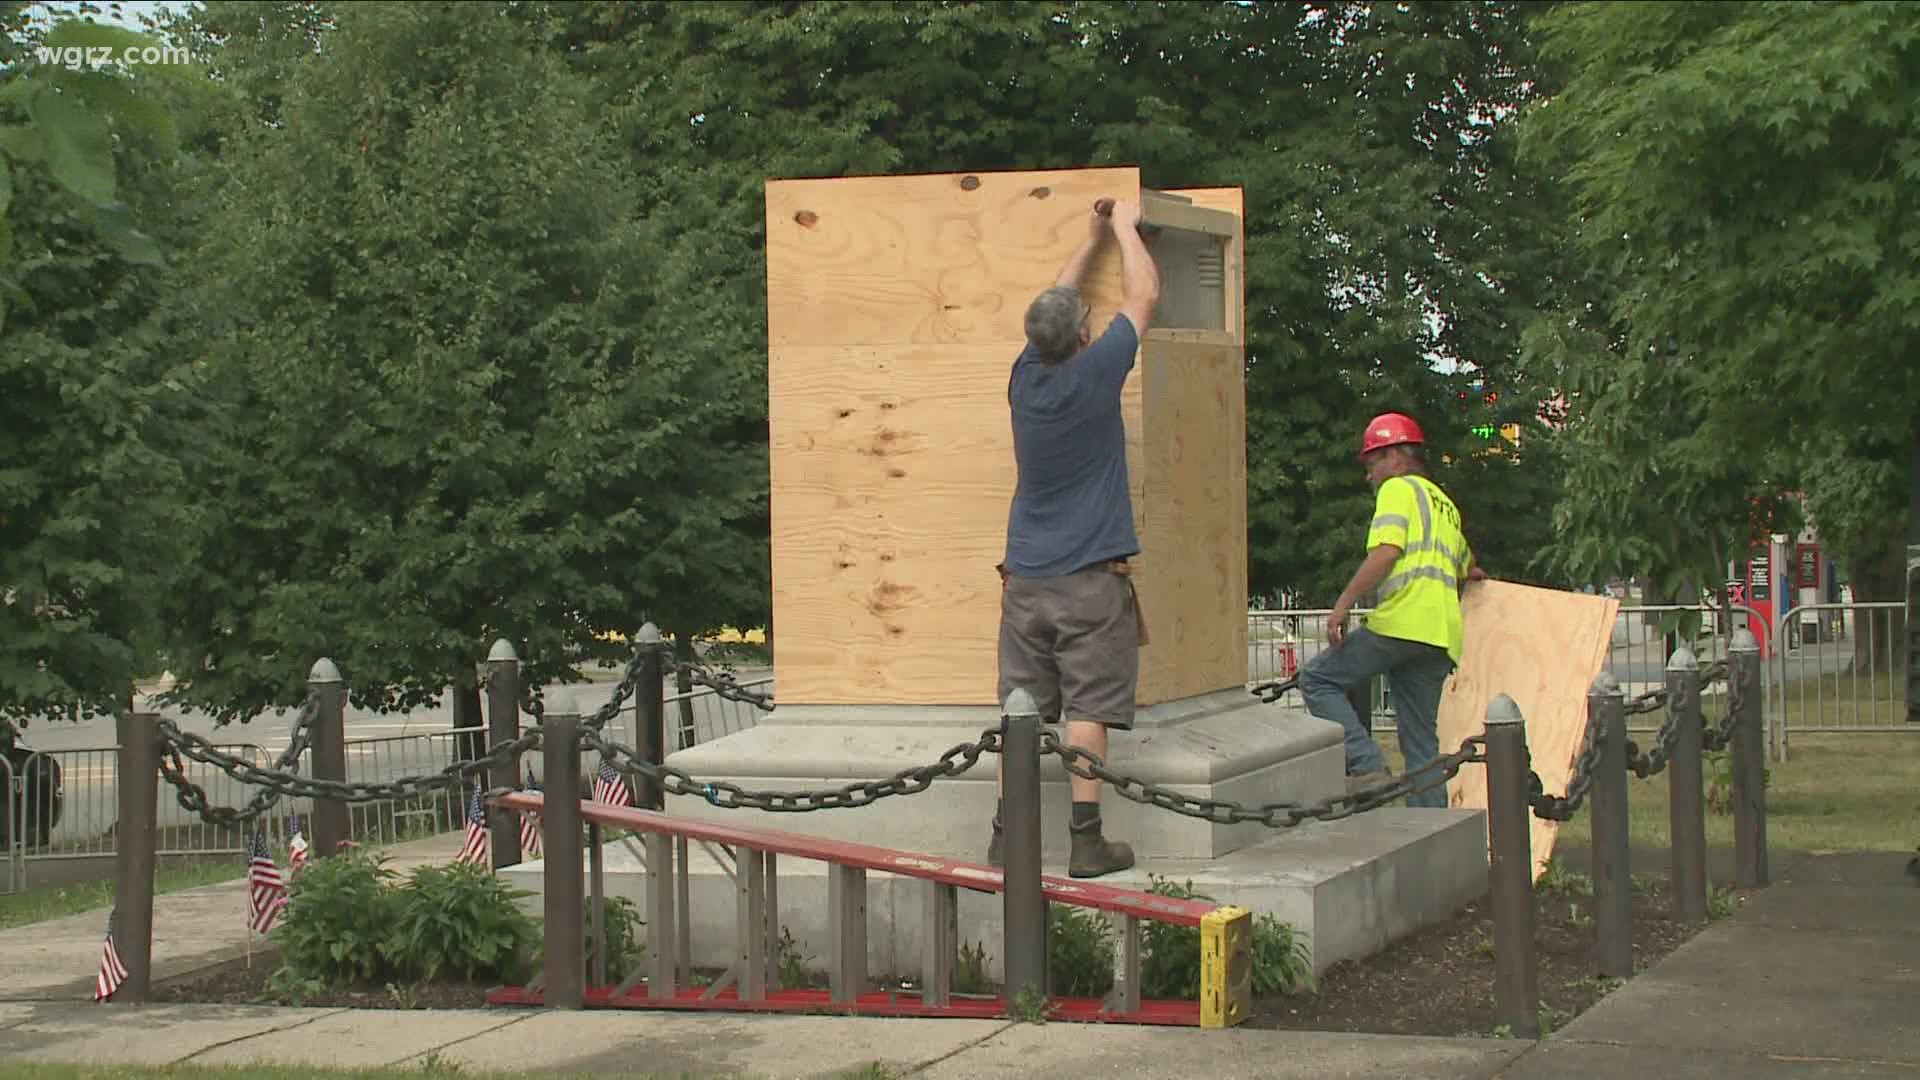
[988,197,1160,879]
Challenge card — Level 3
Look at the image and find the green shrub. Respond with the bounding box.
[1046,904,1115,997]
[272,847,404,989]
[1138,876,1312,999]
[385,862,540,984]
[588,895,645,985]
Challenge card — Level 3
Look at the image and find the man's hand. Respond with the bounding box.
[1328,604,1352,648]
[1107,198,1143,232]
[1468,565,1489,583]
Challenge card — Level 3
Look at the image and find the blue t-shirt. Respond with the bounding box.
[1001,315,1141,578]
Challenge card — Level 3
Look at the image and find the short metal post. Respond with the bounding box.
[1729,629,1769,888]
[633,623,667,809]
[307,659,349,859]
[112,710,160,1003]
[486,639,523,868]
[540,694,585,1009]
[1000,689,1048,1008]
[1484,694,1539,1039]
[1587,673,1633,979]
[589,823,607,987]
[1666,647,1709,924]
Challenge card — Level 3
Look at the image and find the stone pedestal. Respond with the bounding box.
[664,696,1344,864]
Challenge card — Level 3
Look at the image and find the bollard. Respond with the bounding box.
[1000,689,1048,1009]
[112,710,161,1003]
[633,623,667,810]
[1666,647,1709,924]
[1586,672,1633,979]
[541,690,586,1009]
[307,659,349,859]
[1728,629,1769,888]
[1484,694,1539,1039]
[486,639,523,869]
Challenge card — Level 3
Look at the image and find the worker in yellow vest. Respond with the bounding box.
[1300,412,1485,807]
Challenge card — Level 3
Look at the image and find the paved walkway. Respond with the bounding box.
[0,848,1912,1078]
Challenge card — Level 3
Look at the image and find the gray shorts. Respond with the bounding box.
[996,563,1143,730]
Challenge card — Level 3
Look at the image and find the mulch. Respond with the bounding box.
[156,876,1715,1038]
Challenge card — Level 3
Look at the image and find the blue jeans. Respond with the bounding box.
[1299,625,1455,808]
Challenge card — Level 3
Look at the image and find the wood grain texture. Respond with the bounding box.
[1435,582,1621,879]
[766,168,1141,348]
[1139,340,1249,701]
[768,343,1144,704]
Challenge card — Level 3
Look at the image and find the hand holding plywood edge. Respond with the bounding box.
[1434,580,1620,880]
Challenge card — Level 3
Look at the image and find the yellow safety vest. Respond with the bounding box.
[1363,474,1471,664]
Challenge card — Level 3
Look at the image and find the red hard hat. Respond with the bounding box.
[1360,412,1425,456]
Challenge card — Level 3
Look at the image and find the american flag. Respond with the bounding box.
[456,782,489,867]
[288,819,310,875]
[593,760,632,807]
[247,830,288,934]
[519,766,541,857]
[93,908,128,1003]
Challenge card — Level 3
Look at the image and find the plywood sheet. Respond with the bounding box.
[1139,339,1247,702]
[1436,582,1621,879]
[769,343,1145,704]
[766,168,1141,348]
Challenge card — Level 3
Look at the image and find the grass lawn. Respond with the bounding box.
[1381,733,1920,854]
[0,860,245,932]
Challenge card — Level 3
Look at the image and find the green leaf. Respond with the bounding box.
[25,89,116,205]
[0,155,10,217]
[0,124,46,164]
[88,202,165,267]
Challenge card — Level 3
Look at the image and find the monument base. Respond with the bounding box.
[659,692,1345,862]
[498,808,1488,980]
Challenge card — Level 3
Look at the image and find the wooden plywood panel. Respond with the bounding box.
[1137,340,1248,703]
[766,168,1141,348]
[1436,582,1621,879]
[770,343,1145,704]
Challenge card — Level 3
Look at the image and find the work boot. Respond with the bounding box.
[1067,801,1134,879]
[1346,768,1392,796]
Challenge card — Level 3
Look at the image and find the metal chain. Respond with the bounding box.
[1250,676,1299,705]
[580,724,996,811]
[149,696,321,826]
[674,659,776,712]
[1039,730,1487,828]
[155,719,540,824]
[1622,658,1730,778]
[1530,732,1600,822]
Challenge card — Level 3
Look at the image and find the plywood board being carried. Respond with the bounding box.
[1138,339,1248,702]
[1434,581,1621,880]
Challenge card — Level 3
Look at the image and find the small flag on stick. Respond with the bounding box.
[94,908,129,1003]
[456,781,490,867]
[519,766,542,857]
[593,760,632,807]
[247,830,288,935]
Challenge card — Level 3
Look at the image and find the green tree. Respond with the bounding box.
[0,4,212,729]
[158,1,768,726]
[1517,0,1918,641]
[548,0,1571,607]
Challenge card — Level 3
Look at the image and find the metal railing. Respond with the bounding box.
[0,755,18,895]
[1771,601,1910,748]
[642,676,774,752]
[17,742,269,866]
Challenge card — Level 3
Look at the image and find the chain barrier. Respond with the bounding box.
[155,716,540,825]
[149,696,320,827]
[1041,729,1487,828]
[674,658,776,712]
[1533,658,1735,818]
[1250,675,1299,705]
[581,723,998,812]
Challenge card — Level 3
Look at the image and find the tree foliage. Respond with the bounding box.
[1518,0,1919,603]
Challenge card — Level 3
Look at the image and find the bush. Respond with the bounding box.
[385,862,540,984]
[272,847,405,989]
[1047,904,1115,997]
[1138,877,1313,999]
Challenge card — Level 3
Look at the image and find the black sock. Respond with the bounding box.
[1070,800,1101,831]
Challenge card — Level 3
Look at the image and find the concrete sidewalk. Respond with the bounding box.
[0,830,469,1003]
[1,849,1912,1078]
